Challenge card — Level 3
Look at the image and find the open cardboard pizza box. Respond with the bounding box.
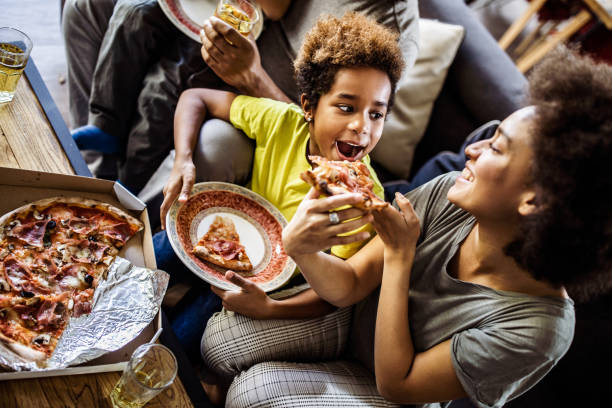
[0,167,162,380]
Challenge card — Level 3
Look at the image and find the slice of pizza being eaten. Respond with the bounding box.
[301,155,388,211]
[193,215,253,272]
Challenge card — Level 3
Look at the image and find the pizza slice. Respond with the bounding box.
[0,292,71,362]
[192,215,253,272]
[301,155,388,211]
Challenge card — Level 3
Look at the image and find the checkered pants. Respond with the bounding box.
[201,307,401,407]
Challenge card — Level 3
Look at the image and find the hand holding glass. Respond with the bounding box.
[0,27,32,104]
[215,0,260,36]
[110,343,177,408]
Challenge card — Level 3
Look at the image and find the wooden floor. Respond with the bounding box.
[4,0,526,131]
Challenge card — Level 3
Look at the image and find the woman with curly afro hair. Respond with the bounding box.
[269,46,612,407]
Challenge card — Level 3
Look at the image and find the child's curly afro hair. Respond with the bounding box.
[294,12,405,110]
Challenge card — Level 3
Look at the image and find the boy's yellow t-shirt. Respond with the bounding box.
[229,95,384,259]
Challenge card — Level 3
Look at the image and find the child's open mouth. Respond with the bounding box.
[336,141,364,161]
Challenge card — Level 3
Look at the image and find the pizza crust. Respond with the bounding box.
[193,245,253,272]
[0,197,143,233]
[0,332,47,363]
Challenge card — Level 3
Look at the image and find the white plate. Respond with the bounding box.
[165,182,295,292]
[157,0,264,43]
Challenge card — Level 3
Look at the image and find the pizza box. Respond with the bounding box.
[0,167,162,380]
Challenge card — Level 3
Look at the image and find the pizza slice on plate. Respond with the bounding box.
[301,155,388,211]
[0,197,143,364]
[192,215,253,272]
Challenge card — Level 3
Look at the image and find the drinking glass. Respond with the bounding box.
[109,343,178,408]
[214,0,260,36]
[0,27,32,104]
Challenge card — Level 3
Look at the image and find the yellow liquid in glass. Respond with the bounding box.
[110,370,158,408]
[0,43,26,103]
[215,3,253,36]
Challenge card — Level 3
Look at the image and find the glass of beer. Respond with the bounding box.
[0,27,32,104]
[215,0,260,36]
[109,343,178,408]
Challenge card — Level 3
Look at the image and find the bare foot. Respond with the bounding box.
[201,379,228,407]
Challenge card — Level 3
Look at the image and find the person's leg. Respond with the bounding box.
[87,0,177,141]
[61,0,117,128]
[226,361,401,408]
[154,230,222,358]
[192,119,255,185]
[201,306,353,384]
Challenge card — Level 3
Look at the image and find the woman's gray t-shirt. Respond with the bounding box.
[349,172,575,408]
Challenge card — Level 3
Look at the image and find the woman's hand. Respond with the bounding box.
[282,188,373,258]
[211,271,276,319]
[371,193,420,254]
[200,17,262,93]
[159,158,196,229]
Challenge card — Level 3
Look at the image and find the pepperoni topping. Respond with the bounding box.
[8,220,48,247]
[45,204,74,221]
[33,254,58,277]
[3,257,33,292]
[68,216,99,235]
[72,289,93,318]
[35,299,67,329]
[210,239,243,260]
[99,222,131,244]
[72,301,91,318]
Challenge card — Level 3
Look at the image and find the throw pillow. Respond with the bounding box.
[371,18,465,180]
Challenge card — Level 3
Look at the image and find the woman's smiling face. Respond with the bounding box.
[447,106,537,221]
[302,67,391,162]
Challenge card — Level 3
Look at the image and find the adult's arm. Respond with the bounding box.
[282,189,387,307]
[372,195,466,403]
[200,17,291,103]
[160,89,237,228]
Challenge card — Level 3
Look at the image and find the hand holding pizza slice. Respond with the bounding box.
[300,155,388,211]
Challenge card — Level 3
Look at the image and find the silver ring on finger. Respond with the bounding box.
[329,211,340,225]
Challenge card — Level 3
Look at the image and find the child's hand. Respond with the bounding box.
[282,188,373,258]
[211,271,275,319]
[200,17,262,92]
[371,192,420,253]
[160,158,196,229]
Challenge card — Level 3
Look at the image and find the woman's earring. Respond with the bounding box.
[305,115,312,123]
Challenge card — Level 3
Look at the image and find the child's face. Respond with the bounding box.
[303,67,391,162]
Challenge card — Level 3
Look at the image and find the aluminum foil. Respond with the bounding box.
[0,256,169,371]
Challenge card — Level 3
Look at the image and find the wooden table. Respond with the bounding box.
[0,60,208,408]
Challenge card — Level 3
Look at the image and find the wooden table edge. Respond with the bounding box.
[24,58,91,177]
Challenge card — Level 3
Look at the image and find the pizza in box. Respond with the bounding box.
[0,197,143,364]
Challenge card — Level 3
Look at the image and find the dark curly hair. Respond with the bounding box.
[504,46,612,302]
[293,12,405,111]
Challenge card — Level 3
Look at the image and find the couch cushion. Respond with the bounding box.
[371,18,464,180]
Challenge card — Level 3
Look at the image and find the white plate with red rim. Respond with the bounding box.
[165,182,295,292]
[157,0,264,43]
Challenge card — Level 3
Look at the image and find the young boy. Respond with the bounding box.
[159,12,405,357]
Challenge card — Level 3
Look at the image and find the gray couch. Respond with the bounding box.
[408,1,527,176]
